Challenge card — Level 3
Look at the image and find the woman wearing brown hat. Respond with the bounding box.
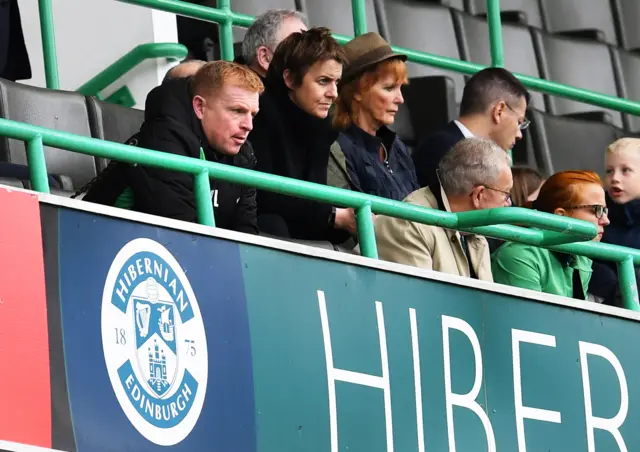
[248,27,356,243]
[329,32,418,201]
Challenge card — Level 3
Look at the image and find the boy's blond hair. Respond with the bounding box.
[606,137,640,156]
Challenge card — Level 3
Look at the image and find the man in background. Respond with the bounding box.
[413,67,530,189]
[240,9,308,78]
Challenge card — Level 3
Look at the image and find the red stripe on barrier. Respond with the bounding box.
[0,188,51,447]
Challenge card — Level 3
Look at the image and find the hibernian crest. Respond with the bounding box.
[101,239,208,446]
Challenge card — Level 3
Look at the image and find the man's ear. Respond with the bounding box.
[492,100,506,125]
[193,95,205,120]
[256,46,271,73]
[470,185,484,208]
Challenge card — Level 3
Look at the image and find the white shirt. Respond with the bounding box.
[454,119,474,138]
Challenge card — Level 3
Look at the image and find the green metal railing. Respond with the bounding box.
[25,0,640,311]
[77,43,188,100]
[0,116,639,310]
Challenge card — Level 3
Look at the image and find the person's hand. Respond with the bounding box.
[334,207,357,235]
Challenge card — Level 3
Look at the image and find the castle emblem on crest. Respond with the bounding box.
[101,239,208,446]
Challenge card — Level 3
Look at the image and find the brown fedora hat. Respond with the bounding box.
[341,32,407,85]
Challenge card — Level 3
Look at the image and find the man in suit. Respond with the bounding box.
[413,67,530,189]
[0,0,31,81]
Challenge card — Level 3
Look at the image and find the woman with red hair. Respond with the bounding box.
[491,170,610,299]
[327,32,418,201]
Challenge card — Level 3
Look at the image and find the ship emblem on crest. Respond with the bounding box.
[101,238,208,446]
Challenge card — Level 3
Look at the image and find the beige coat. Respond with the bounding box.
[374,187,493,281]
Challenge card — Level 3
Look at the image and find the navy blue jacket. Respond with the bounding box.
[413,121,465,188]
[589,195,640,306]
[331,125,418,201]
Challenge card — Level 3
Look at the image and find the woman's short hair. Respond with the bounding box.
[266,27,347,89]
[530,170,602,213]
[332,58,408,130]
[510,166,544,207]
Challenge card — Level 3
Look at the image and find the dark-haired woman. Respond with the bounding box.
[248,27,356,242]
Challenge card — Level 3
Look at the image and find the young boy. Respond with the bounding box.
[589,138,640,306]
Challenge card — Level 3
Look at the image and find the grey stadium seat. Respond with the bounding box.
[303,0,381,38]
[539,0,618,45]
[532,30,622,127]
[384,0,466,103]
[219,0,300,42]
[528,109,623,177]
[611,48,640,133]
[86,98,145,171]
[468,0,543,28]
[0,78,98,189]
[614,0,640,51]
[454,11,545,111]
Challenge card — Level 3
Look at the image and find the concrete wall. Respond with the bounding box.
[18,0,179,109]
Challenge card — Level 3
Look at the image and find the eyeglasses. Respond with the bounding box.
[483,186,512,204]
[505,103,531,131]
[565,204,609,219]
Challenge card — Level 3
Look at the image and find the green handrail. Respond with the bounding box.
[39,0,59,89]
[487,0,505,68]
[0,116,637,311]
[113,0,640,116]
[76,43,188,98]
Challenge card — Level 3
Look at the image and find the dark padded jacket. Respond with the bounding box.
[330,124,418,201]
[83,77,258,234]
[589,195,640,306]
[248,74,347,242]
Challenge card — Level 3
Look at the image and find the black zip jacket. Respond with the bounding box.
[83,77,258,234]
[248,74,347,242]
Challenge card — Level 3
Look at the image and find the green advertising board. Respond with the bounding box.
[240,244,638,452]
[23,195,640,452]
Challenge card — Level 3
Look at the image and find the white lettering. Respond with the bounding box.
[140,392,145,410]
[410,308,425,452]
[177,394,186,411]
[212,189,219,208]
[178,290,187,313]
[125,374,134,390]
[182,383,192,402]
[170,401,179,418]
[512,329,562,451]
[131,384,141,402]
[579,341,628,452]
[145,398,153,416]
[128,264,137,282]
[154,260,163,280]
[155,404,162,420]
[318,290,393,452]
[169,278,177,296]
[144,257,152,274]
[116,279,129,303]
[442,315,496,452]
[136,259,143,277]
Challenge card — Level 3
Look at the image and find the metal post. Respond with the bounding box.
[26,135,50,194]
[617,257,639,311]
[357,204,378,259]
[351,0,368,36]
[486,0,505,68]
[217,0,235,61]
[38,0,60,89]
[194,171,216,227]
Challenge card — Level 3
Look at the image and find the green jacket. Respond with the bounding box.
[491,241,592,299]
